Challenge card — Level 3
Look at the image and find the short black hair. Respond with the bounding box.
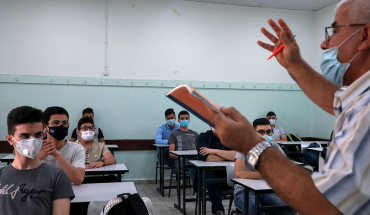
[7,106,43,136]
[178,110,190,119]
[43,106,69,124]
[253,118,271,129]
[165,108,175,117]
[267,111,276,117]
[78,117,95,130]
[83,108,94,116]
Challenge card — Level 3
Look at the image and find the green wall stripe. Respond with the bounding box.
[0,74,301,91]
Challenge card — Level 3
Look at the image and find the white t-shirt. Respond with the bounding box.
[272,126,285,140]
[42,140,85,169]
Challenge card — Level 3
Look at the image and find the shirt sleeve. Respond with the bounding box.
[279,127,285,136]
[168,131,176,145]
[101,143,110,155]
[71,128,77,139]
[155,126,168,145]
[53,169,75,201]
[196,133,208,161]
[235,151,246,161]
[71,144,86,169]
[98,128,104,138]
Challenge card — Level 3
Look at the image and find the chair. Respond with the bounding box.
[226,164,243,215]
[155,160,170,184]
[87,197,154,215]
[168,169,191,197]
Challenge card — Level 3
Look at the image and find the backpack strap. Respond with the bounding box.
[287,134,294,141]
[100,197,124,215]
[292,133,302,141]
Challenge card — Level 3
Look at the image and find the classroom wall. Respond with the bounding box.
[0,0,316,83]
[311,3,338,139]
[0,0,340,180]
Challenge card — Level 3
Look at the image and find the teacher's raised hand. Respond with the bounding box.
[257,19,304,70]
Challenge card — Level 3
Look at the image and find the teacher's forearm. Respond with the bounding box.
[287,62,339,115]
[257,147,341,215]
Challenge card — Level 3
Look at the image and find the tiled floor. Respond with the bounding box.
[136,182,233,215]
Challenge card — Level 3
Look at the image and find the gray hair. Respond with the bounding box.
[336,0,370,24]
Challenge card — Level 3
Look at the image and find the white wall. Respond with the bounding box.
[0,0,317,83]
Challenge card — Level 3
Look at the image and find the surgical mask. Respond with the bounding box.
[12,136,43,159]
[269,119,275,125]
[81,131,95,141]
[211,127,216,133]
[263,135,273,142]
[320,28,362,86]
[48,125,68,140]
[167,119,175,126]
[180,120,189,127]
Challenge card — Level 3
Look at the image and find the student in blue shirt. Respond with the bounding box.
[155,108,180,170]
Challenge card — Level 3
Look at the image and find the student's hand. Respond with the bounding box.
[86,161,104,169]
[39,140,57,159]
[212,107,261,155]
[199,147,215,156]
[257,19,304,70]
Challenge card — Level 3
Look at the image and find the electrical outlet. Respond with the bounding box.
[103,70,109,76]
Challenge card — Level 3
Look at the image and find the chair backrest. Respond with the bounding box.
[226,164,235,188]
[87,197,154,215]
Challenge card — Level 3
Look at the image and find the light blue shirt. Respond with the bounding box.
[155,123,180,145]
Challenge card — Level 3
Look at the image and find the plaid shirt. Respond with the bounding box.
[312,70,370,214]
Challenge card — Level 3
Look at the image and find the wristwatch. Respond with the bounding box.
[246,141,272,170]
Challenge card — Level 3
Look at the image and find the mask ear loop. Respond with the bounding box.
[338,28,363,48]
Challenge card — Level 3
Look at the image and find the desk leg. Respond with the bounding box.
[7,162,11,165]
[117,173,121,182]
[244,188,249,215]
[196,167,201,215]
[177,157,181,208]
[111,151,114,156]
[255,191,260,215]
[182,156,186,215]
[161,148,164,195]
[202,170,206,215]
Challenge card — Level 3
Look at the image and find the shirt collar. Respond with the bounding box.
[334,70,370,115]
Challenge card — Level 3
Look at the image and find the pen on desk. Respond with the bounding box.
[268,35,296,60]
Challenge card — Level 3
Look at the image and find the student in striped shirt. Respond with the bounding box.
[211,0,370,214]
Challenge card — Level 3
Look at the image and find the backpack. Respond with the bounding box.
[286,133,302,151]
[303,142,321,168]
[100,193,151,215]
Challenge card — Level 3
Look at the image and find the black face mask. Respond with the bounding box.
[48,125,68,140]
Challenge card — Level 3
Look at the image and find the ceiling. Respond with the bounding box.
[182,0,341,11]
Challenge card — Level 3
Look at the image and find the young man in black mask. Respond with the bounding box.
[39,106,85,185]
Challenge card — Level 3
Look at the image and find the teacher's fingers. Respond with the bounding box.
[261,27,279,44]
[268,19,283,38]
[257,40,275,52]
[278,19,295,42]
[220,107,246,122]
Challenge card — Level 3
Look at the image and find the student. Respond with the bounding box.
[266,111,287,141]
[75,117,117,183]
[168,110,198,196]
[39,106,85,185]
[234,118,294,215]
[70,108,104,142]
[155,108,180,170]
[75,117,116,168]
[197,127,236,215]
[1,106,74,215]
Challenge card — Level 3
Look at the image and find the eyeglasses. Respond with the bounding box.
[325,24,366,45]
[81,126,95,131]
[256,129,273,135]
[49,120,70,127]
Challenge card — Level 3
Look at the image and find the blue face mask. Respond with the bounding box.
[167,119,175,126]
[320,29,362,86]
[263,135,273,142]
[180,120,189,127]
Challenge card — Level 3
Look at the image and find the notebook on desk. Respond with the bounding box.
[165,84,225,127]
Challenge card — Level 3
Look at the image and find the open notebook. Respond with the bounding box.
[165,84,225,127]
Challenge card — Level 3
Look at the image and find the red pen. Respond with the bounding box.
[268,35,296,60]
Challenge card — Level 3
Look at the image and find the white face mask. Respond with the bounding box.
[81,131,95,141]
[12,136,43,159]
[269,119,276,125]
